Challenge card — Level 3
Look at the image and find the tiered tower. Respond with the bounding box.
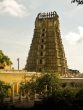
[25,11,68,75]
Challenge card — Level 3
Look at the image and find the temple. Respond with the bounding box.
[25,11,68,75]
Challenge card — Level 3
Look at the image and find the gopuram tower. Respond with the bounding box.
[25,11,68,75]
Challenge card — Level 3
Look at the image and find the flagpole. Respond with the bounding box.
[17,58,19,70]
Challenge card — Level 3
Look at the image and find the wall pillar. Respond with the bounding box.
[19,89,22,102]
[16,83,19,95]
[10,84,14,103]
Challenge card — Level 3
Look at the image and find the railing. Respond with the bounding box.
[0,70,83,78]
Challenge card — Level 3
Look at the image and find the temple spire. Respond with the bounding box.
[25,11,68,75]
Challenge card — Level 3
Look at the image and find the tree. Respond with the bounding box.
[20,73,60,101]
[36,73,60,96]
[0,50,12,69]
[0,80,11,103]
[19,75,37,101]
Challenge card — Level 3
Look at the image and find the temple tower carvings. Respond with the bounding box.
[25,11,68,75]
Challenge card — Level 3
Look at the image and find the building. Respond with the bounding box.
[25,11,68,75]
[0,11,83,102]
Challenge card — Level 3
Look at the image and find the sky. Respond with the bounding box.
[0,0,83,72]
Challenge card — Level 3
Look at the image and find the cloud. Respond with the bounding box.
[0,0,27,17]
[65,26,83,45]
[0,0,48,18]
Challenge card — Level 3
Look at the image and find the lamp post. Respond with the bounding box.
[17,58,19,70]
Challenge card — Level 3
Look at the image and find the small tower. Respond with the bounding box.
[25,11,68,75]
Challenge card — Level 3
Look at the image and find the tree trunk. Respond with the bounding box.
[26,92,30,101]
[19,89,22,102]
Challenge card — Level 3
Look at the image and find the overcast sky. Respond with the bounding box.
[0,0,83,72]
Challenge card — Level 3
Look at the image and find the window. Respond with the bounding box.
[40,52,43,56]
[41,39,44,43]
[42,33,44,36]
[40,45,44,49]
[40,51,45,56]
[41,38,46,43]
[38,45,45,51]
[42,29,46,32]
[39,59,45,65]
[40,59,43,64]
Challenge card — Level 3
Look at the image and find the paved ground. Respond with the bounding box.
[13,100,34,108]
[4,97,35,109]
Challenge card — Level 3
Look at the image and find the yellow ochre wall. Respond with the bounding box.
[0,71,36,95]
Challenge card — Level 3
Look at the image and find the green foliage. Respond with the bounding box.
[0,50,12,67]
[20,75,37,96]
[0,80,11,103]
[33,87,83,110]
[75,87,83,100]
[35,73,60,95]
[20,73,60,98]
[19,73,83,110]
[62,87,78,104]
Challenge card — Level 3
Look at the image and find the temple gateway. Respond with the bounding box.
[0,11,83,103]
[25,11,68,75]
